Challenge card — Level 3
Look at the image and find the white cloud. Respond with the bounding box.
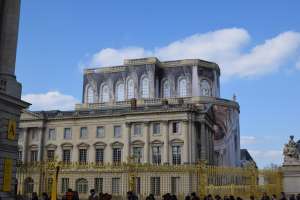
[248,150,283,167]
[22,91,79,111]
[84,28,300,79]
[240,136,257,145]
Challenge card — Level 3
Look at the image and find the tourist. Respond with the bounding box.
[272,194,277,200]
[162,193,171,200]
[66,189,73,200]
[89,189,98,200]
[207,194,213,200]
[230,195,236,200]
[191,192,200,200]
[280,192,287,200]
[296,194,300,200]
[215,195,222,200]
[31,192,38,200]
[237,197,243,200]
[170,194,177,200]
[262,193,271,200]
[42,192,50,200]
[72,191,79,200]
[250,195,255,200]
[289,194,296,200]
[185,196,191,200]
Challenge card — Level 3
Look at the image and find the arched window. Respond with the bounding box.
[86,86,94,103]
[100,84,109,103]
[116,82,125,101]
[200,79,211,96]
[178,78,187,97]
[24,177,34,194]
[127,79,135,99]
[163,80,171,98]
[141,76,150,98]
[76,178,88,193]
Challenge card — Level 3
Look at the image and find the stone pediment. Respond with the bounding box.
[46,144,58,150]
[131,140,145,146]
[20,110,43,120]
[151,140,163,145]
[93,142,107,148]
[77,142,90,149]
[170,138,184,145]
[110,141,124,147]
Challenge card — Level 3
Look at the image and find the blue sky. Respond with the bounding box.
[17,1,300,168]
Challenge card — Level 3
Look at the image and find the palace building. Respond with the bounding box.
[18,57,241,198]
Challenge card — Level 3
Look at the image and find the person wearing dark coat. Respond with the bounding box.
[32,192,38,200]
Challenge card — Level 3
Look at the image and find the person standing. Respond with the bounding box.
[88,189,98,200]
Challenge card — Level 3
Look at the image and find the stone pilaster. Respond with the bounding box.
[123,122,131,162]
[200,123,207,161]
[192,65,200,96]
[163,121,169,164]
[183,120,189,164]
[144,122,150,163]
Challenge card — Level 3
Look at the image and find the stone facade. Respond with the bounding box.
[0,0,30,199]
[18,57,240,197]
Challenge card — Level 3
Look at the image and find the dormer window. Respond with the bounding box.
[127,79,135,99]
[178,78,187,97]
[86,86,94,103]
[163,80,171,98]
[200,79,211,96]
[116,82,125,101]
[141,76,150,98]
[100,84,109,103]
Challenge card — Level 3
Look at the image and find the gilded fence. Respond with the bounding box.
[16,162,282,200]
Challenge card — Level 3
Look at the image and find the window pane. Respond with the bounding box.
[141,77,149,98]
[61,178,69,193]
[178,78,187,97]
[134,124,142,136]
[64,128,71,139]
[172,122,179,133]
[96,126,105,138]
[95,178,103,193]
[127,79,135,99]
[79,149,87,164]
[163,80,171,98]
[153,123,160,135]
[152,146,161,165]
[172,146,181,165]
[80,127,88,139]
[112,178,120,194]
[101,85,109,102]
[76,179,88,193]
[200,79,211,96]
[116,82,125,101]
[114,126,121,138]
[87,86,94,103]
[171,177,180,194]
[113,148,122,164]
[47,150,55,161]
[133,147,143,163]
[150,177,160,196]
[48,129,56,141]
[63,150,71,163]
[96,149,104,164]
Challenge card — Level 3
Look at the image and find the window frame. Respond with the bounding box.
[113,125,122,138]
[63,128,72,140]
[96,126,105,138]
[80,127,88,139]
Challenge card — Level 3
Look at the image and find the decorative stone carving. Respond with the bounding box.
[283,135,300,165]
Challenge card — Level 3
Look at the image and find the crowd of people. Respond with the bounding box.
[17,190,300,200]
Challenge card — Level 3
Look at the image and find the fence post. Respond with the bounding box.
[198,161,207,198]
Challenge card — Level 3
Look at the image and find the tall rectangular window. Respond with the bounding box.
[79,149,87,164]
[32,131,38,141]
[152,146,161,165]
[172,146,181,165]
[150,177,160,196]
[95,178,103,193]
[171,177,180,194]
[133,147,143,163]
[133,124,142,136]
[48,129,56,141]
[114,126,121,138]
[80,127,88,139]
[47,150,55,161]
[153,123,160,135]
[61,178,69,193]
[112,148,121,164]
[30,150,38,162]
[64,128,72,140]
[96,126,105,138]
[47,178,53,194]
[95,149,104,164]
[63,150,71,163]
[172,122,179,134]
[112,178,120,194]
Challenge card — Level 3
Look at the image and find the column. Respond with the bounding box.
[163,121,169,164]
[89,146,95,163]
[57,146,62,162]
[37,127,44,161]
[192,65,200,96]
[144,122,150,163]
[200,123,207,161]
[73,146,78,163]
[123,122,131,162]
[23,128,29,163]
[183,120,189,164]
